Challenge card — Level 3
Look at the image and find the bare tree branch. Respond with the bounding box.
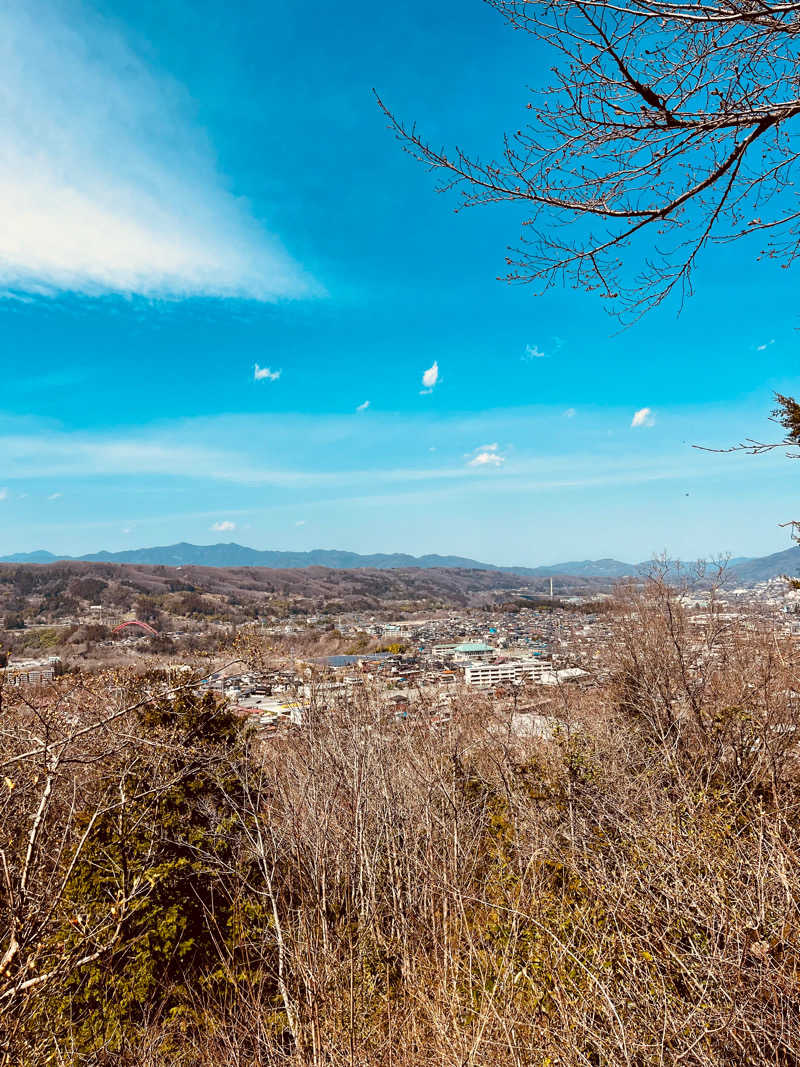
[380,0,800,318]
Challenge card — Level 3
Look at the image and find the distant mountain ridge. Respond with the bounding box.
[724,546,800,584]
[518,558,639,579]
[0,541,798,585]
[0,543,511,571]
[0,543,640,576]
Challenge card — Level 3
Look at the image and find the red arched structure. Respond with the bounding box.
[112,620,159,637]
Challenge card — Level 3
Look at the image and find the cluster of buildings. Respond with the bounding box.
[0,599,601,737]
[202,603,601,731]
[201,668,305,731]
[0,655,62,686]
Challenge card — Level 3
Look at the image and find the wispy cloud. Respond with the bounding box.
[756,338,775,352]
[356,400,370,412]
[48,492,62,500]
[467,443,506,468]
[0,408,759,504]
[563,408,577,418]
[631,407,655,428]
[254,364,281,381]
[523,344,547,360]
[211,520,236,532]
[295,519,306,526]
[0,420,619,489]
[0,0,313,302]
[420,361,439,394]
[0,488,7,501]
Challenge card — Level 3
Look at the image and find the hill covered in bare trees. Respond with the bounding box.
[0,560,605,630]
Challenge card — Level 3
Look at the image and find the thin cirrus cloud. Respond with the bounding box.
[3,405,766,501]
[254,364,281,381]
[0,1,314,302]
[631,407,656,428]
[211,520,236,532]
[356,400,370,412]
[0,413,769,522]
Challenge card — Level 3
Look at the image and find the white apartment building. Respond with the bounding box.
[464,658,552,689]
[1,656,62,687]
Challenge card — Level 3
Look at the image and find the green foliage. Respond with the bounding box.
[773,392,800,447]
[10,626,68,652]
[41,686,248,1056]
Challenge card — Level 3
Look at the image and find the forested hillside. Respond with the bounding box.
[0,561,604,627]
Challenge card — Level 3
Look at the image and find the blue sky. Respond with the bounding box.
[0,0,798,565]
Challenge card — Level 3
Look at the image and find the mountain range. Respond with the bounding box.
[1,541,799,585]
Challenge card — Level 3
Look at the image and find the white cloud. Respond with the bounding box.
[756,339,775,351]
[420,361,439,393]
[211,520,236,532]
[631,407,655,428]
[0,1,313,302]
[524,344,547,360]
[563,408,577,418]
[0,488,7,500]
[122,527,132,535]
[48,492,62,500]
[254,364,281,381]
[467,443,506,468]
[295,519,306,526]
[470,452,504,467]
[356,400,370,412]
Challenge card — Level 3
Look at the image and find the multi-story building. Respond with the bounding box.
[464,657,552,689]
[2,656,62,687]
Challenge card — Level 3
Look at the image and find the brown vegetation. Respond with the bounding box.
[1,578,799,1064]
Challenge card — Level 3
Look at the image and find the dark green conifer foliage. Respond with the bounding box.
[45,681,246,1055]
